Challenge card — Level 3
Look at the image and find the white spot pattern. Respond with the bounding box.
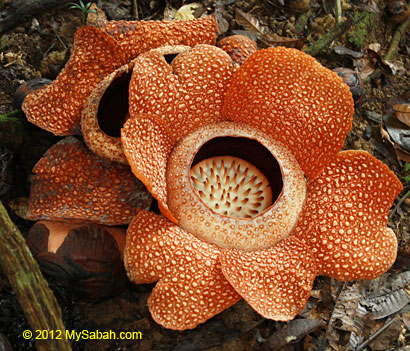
[292,150,403,280]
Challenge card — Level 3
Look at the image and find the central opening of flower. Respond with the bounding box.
[166,122,307,251]
[189,137,283,219]
[164,53,179,64]
[97,71,131,138]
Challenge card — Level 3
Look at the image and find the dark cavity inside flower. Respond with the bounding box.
[97,70,132,138]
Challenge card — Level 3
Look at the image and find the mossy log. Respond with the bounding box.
[0,201,71,351]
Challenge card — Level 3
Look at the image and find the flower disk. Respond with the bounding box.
[166,121,307,251]
[190,156,272,218]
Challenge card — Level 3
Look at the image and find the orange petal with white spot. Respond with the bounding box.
[223,47,354,180]
[121,114,175,222]
[220,237,317,321]
[100,15,219,62]
[124,210,241,330]
[22,26,126,136]
[292,150,403,281]
[129,44,233,143]
[217,35,258,65]
[28,137,152,225]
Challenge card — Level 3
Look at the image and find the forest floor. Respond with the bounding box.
[0,0,409,350]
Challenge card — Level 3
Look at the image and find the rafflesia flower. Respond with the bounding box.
[22,15,219,136]
[120,45,403,330]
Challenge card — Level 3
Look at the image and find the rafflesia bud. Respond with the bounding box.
[26,221,128,301]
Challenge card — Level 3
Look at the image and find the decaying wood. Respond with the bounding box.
[0,201,71,351]
[0,0,74,33]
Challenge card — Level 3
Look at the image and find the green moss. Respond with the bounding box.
[347,12,375,49]
[0,110,25,150]
[0,35,8,51]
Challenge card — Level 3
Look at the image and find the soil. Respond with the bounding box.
[0,0,409,350]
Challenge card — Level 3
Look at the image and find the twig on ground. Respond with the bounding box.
[389,187,410,221]
[356,315,397,351]
[0,201,71,351]
[304,17,355,56]
[335,0,342,24]
[133,0,139,20]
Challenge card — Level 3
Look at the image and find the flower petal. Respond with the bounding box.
[101,15,219,62]
[219,237,317,320]
[121,114,176,222]
[217,35,258,65]
[22,26,126,136]
[28,137,152,225]
[292,150,403,280]
[223,47,354,180]
[124,210,241,330]
[129,44,233,143]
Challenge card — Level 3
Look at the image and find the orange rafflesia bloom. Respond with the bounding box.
[121,45,402,330]
[23,20,402,329]
[22,16,219,136]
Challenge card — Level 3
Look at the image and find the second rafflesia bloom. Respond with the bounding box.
[120,45,403,330]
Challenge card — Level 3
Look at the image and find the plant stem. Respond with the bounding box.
[335,0,342,24]
[0,201,71,351]
[133,0,139,19]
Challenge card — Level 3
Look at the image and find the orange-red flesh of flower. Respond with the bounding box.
[100,15,219,62]
[223,47,354,180]
[217,35,258,65]
[81,60,135,164]
[28,137,152,225]
[220,236,317,320]
[129,44,234,144]
[190,156,272,218]
[124,210,241,330]
[22,26,127,136]
[121,114,176,222]
[292,150,403,281]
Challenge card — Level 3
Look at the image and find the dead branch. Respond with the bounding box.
[0,201,71,351]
